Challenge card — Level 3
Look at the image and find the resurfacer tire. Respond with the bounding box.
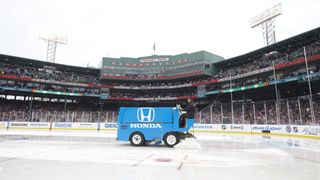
[164,132,179,148]
[130,132,145,146]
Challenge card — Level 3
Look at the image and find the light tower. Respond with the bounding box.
[39,34,68,63]
[250,3,282,46]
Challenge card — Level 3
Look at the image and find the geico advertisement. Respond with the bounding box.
[100,123,118,129]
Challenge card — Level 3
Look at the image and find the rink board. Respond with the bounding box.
[1,122,319,139]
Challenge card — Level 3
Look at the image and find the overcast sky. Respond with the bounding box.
[0,0,319,68]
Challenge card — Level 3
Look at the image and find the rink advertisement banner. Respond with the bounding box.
[297,125,320,136]
[72,123,98,129]
[222,124,251,132]
[251,125,284,133]
[193,124,251,132]
[193,124,216,129]
[193,124,320,137]
[47,122,117,130]
[10,122,28,127]
[2,122,319,138]
[0,122,7,128]
[28,122,50,128]
[52,122,97,130]
[8,122,50,129]
[100,123,118,130]
[258,125,320,136]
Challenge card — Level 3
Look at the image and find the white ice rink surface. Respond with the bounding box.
[0,130,319,180]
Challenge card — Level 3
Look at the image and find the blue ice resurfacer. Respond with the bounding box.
[117,106,195,147]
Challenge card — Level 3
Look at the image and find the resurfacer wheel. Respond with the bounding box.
[130,132,145,146]
[164,132,179,148]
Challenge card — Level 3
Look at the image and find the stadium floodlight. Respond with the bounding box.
[39,33,68,63]
[250,3,282,46]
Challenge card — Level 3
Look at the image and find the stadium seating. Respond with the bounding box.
[1,28,320,124]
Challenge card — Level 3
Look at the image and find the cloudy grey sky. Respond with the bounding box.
[0,0,319,67]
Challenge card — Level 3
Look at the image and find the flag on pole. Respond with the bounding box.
[153,42,156,52]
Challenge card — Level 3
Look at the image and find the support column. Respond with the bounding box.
[72,112,75,123]
[287,99,291,124]
[264,102,267,124]
[31,112,34,122]
[29,96,33,112]
[298,98,302,125]
[210,105,213,124]
[242,103,245,124]
[253,103,256,124]
[64,98,67,111]
[220,104,223,124]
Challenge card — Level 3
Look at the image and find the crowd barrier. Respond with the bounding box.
[0,121,117,131]
[0,122,319,139]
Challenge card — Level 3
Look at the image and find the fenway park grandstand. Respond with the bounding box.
[0,27,320,128]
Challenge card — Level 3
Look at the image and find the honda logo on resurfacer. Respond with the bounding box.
[137,108,155,122]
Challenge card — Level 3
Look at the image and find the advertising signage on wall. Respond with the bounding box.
[140,57,169,63]
[2,121,320,138]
